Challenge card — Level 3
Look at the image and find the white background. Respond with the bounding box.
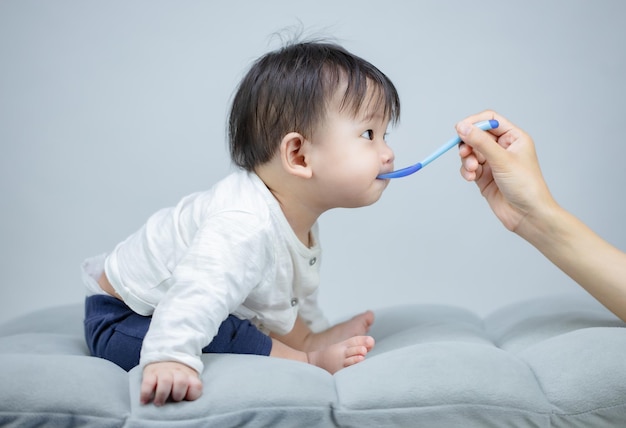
[1,0,625,325]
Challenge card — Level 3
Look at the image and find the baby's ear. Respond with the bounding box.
[280,132,312,179]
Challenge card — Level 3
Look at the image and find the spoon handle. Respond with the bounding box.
[378,119,499,179]
[421,119,498,168]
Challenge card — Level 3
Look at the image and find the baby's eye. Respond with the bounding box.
[361,129,374,140]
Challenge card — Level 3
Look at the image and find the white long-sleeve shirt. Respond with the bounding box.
[82,170,328,373]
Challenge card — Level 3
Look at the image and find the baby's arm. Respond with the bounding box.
[141,361,203,406]
[137,211,269,404]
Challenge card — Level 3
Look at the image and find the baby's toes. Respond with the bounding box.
[355,335,375,351]
[343,354,366,368]
[345,344,369,358]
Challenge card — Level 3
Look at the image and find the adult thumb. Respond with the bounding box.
[456,121,506,167]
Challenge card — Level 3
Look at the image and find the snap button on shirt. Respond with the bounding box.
[290,298,299,307]
[309,257,317,266]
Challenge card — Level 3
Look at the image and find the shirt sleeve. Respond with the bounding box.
[139,210,271,373]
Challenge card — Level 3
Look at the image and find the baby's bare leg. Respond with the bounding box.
[270,336,374,374]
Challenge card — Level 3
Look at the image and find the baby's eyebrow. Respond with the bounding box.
[359,110,387,124]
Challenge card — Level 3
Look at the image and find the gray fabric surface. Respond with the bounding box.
[1,294,625,427]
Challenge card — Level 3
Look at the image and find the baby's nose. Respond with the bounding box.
[382,144,395,164]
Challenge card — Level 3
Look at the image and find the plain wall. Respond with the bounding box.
[1,0,625,325]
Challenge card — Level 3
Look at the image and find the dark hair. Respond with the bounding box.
[228,41,401,171]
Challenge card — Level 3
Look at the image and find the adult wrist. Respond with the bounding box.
[516,197,563,248]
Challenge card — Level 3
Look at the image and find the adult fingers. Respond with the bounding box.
[457,109,518,138]
[456,120,507,170]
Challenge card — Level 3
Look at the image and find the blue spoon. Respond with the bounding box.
[377,119,499,179]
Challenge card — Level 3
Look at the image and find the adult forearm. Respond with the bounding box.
[519,204,626,322]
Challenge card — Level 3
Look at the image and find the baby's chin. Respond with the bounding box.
[344,189,387,209]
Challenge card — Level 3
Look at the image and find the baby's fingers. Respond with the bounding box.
[185,376,203,401]
[153,373,173,407]
[170,372,203,402]
[140,372,157,405]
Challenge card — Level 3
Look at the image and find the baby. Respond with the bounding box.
[82,40,400,406]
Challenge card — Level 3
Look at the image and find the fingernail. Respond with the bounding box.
[457,122,471,136]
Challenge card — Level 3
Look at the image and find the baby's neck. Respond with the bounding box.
[270,186,318,248]
[255,165,319,248]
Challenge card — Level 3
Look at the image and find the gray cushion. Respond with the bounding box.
[1,294,625,427]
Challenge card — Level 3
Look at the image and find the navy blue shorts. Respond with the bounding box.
[84,294,272,371]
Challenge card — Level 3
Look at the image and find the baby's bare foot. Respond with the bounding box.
[307,336,375,374]
[341,310,375,337]
[312,311,374,350]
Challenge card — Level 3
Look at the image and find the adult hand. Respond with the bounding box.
[456,110,555,234]
[457,110,626,323]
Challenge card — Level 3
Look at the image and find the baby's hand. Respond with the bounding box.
[140,361,203,406]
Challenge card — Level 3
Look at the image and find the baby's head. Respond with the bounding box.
[228,41,400,171]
